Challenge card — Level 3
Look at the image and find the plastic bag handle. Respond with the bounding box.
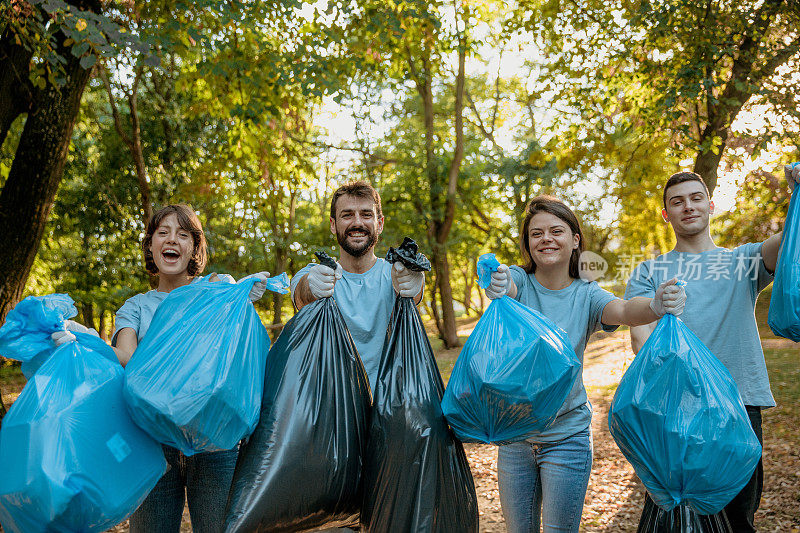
[315,251,338,270]
[476,253,501,289]
[385,237,431,272]
[265,272,290,294]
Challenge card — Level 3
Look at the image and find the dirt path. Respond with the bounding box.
[465,330,800,533]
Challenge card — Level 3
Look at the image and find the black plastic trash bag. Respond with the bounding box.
[361,238,479,532]
[224,252,372,533]
[638,493,733,533]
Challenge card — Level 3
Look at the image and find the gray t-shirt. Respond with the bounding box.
[509,266,619,442]
[624,242,775,407]
[291,258,395,392]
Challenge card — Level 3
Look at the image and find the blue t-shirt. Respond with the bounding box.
[509,266,619,442]
[291,258,395,392]
[624,242,775,407]
[113,275,234,345]
[114,291,170,344]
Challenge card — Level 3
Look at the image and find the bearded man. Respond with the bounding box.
[291,181,425,391]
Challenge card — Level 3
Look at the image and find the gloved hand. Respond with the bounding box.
[66,319,100,337]
[394,262,425,298]
[240,271,271,302]
[52,319,99,346]
[51,330,76,346]
[784,162,800,192]
[650,278,686,317]
[485,264,510,299]
[307,262,342,299]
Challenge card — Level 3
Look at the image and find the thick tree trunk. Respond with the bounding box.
[0,9,99,321]
[0,28,33,147]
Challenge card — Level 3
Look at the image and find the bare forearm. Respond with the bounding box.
[112,346,133,368]
[292,274,316,309]
[602,297,660,327]
[112,328,138,367]
[761,232,783,273]
[630,323,656,354]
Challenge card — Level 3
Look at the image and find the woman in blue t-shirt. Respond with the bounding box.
[483,196,685,533]
[52,204,268,533]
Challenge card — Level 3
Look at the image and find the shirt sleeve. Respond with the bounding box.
[624,260,656,299]
[113,296,141,346]
[741,242,775,296]
[290,263,314,301]
[509,265,527,299]
[590,283,620,333]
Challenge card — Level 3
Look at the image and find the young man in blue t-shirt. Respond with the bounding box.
[291,181,424,392]
[625,167,799,532]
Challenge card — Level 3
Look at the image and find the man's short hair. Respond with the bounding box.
[330,181,383,219]
[663,171,711,207]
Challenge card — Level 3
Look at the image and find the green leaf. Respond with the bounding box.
[72,41,90,57]
[79,54,96,69]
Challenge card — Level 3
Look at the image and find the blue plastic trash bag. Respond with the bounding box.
[441,254,581,444]
[608,313,761,515]
[0,293,77,378]
[124,273,285,455]
[768,185,800,341]
[0,298,166,533]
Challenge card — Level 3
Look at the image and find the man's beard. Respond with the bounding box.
[336,226,377,257]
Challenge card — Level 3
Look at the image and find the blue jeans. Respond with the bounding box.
[498,428,592,533]
[128,445,238,533]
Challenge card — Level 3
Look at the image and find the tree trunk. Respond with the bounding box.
[432,247,459,346]
[99,309,110,341]
[408,22,465,349]
[101,64,152,226]
[0,5,100,322]
[81,302,96,332]
[128,87,153,224]
[462,263,475,316]
[430,281,443,339]
[0,27,34,147]
[271,245,288,338]
[692,3,799,195]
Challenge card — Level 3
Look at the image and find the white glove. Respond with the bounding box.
[307,262,342,299]
[65,319,100,337]
[394,262,425,298]
[485,264,510,300]
[51,330,76,346]
[240,271,271,302]
[784,163,800,192]
[650,278,686,317]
